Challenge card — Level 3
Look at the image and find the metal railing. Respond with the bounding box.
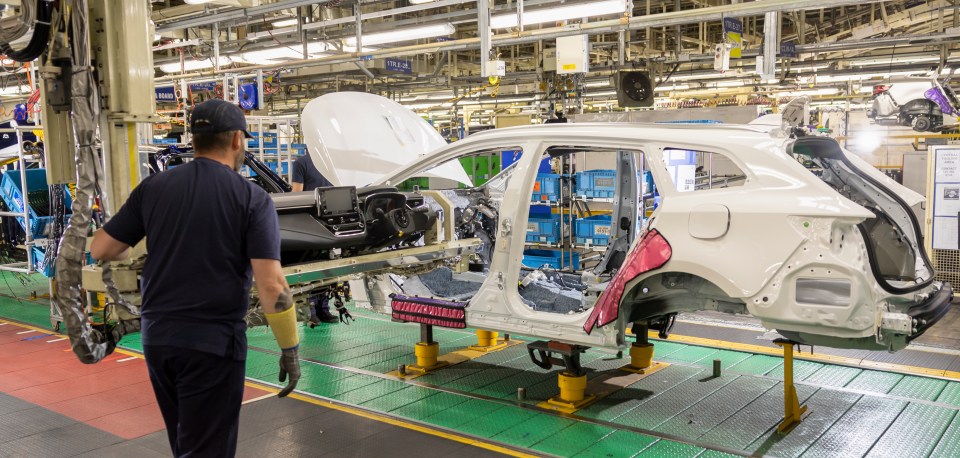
[0,125,48,274]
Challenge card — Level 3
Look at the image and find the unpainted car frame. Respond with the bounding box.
[376,122,950,353]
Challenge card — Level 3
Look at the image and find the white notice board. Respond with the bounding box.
[930,146,960,250]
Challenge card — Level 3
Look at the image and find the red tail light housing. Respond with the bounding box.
[583,229,672,334]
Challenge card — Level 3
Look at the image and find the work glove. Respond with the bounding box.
[335,303,355,325]
[277,347,301,398]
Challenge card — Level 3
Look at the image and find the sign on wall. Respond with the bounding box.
[723,17,743,58]
[931,146,960,249]
[155,86,177,103]
[385,58,413,74]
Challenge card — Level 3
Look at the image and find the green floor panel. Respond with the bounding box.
[646,340,689,358]
[635,439,704,458]
[421,398,506,430]
[573,430,658,458]
[865,403,957,457]
[416,365,486,386]
[530,422,617,457]
[475,370,555,400]
[456,406,540,438]
[887,375,948,401]
[799,364,861,387]
[658,345,720,364]
[302,375,374,398]
[490,411,577,448]
[696,451,743,458]
[359,384,438,413]
[745,389,860,457]
[615,371,737,430]
[799,396,907,458]
[655,376,778,439]
[578,365,704,421]
[458,367,529,393]
[843,370,903,394]
[390,391,471,421]
[332,379,410,406]
[727,354,783,376]
[689,349,752,370]
[936,382,960,407]
[697,384,818,451]
[931,414,960,458]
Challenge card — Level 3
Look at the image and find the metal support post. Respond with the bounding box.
[479,0,491,77]
[775,340,809,432]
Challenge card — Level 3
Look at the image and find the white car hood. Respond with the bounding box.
[301,92,472,187]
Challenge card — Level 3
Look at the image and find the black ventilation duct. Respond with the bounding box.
[616,71,654,108]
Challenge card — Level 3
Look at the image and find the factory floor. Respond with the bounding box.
[3,272,960,457]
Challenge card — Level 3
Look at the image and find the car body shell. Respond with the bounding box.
[373,122,946,351]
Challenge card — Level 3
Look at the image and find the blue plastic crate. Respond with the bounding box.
[32,246,54,277]
[522,249,580,270]
[575,214,613,246]
[532,173,562,202]
[525,213,562,243]
[575,170,617,198]
[0,169,72,239]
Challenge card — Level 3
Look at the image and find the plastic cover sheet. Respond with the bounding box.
[53,0,139,364]
[583,229,672,334]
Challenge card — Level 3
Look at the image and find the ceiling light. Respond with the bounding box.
[239,42,328,64]
[0,85,31,95]
[272,18,298,28]
[490,0,626,28]
[343,23,455,46]
[183,0,254,5]
[408,0,439,4]
[158,57,234,73]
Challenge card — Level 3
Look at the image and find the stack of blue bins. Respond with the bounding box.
[0,169,72,277]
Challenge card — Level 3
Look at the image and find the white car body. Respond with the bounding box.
[299,93,950,353]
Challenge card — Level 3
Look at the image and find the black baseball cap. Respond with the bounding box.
[190,99,254,139]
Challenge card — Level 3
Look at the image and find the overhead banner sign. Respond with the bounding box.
[780,41,797,59]
[384,58,413,74]
[188,82,217,92]
[155,86,177,103]
[723,17,743,59]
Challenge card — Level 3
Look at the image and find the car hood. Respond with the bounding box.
[301,92,472,187]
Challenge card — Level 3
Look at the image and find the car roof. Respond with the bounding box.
[458,122,775,144]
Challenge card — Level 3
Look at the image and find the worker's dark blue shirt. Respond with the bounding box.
[292,154,332,190]
[103,157,280,361]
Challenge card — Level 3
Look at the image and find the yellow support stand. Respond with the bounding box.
[468,329,509,352]
[402,324,450,376]
[775,340,809,432]
[540,371,596,413]
[621,322,665,374]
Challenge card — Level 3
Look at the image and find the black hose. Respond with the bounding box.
[0,0,53,63]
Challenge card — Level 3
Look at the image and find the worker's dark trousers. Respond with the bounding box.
[144,345,246,458]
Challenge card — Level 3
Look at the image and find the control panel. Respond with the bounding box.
[316,186,364,235]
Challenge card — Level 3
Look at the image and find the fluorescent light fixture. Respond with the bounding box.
[491,0,626,28]
[239,42,328,64]
[159,57,234,73]
[654,84,690,92]
[408,0,439,4]
[715,81,744,88]
[183,0,213,3]
[0,85,31,95]
[272,18,298,28]
[344,23,455,46]
[584,80,610,88]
